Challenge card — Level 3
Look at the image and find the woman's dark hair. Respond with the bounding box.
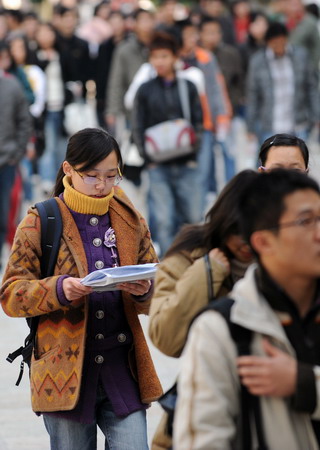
[94,0,110,17]
[54,128,123,197]
[165,170,259,257]
[0,40,16,70]
[7,33,34,65]
[259,133,309,168]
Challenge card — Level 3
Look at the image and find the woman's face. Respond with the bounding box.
[63,151,120,198]
[9,38,26,65]
[249,15,268,41]
[36,25,56,50]
[0,49,12,70]
[225,235,253,263]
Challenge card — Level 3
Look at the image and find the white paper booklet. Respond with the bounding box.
[81,263,158,291]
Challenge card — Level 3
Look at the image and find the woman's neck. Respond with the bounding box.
[62,176,114,215]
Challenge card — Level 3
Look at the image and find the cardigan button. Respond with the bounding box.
[117,333,127,343]
[90,217,99,226]
[95,355,104,364]
[93,238,102,247]
[95,333,104,340]
[96,310,104,319]
[95,260,104,269]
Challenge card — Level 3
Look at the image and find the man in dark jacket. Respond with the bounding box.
[54,5,91,104]
[132,32,203,256]
[0,69,32,266]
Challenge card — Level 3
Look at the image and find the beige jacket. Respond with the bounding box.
[149,248,231,358]
[174,265,320,450]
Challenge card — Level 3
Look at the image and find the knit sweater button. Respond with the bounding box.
[95,333,104,340]
[95,260,104,269]
[117,333,127,343]
[95,355,104,364]
[96,310,104,319]
[90,217,98,226]
[93,238,102,247]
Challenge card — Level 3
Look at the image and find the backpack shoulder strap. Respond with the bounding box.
[35,198,63,278]
[177,77,191,123]
[7,198,63,385]
[207,297,252,356]
[29,199,63,356]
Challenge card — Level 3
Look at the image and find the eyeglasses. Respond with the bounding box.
[259,166,308,173]
[73,167,123,186]
[268,216,320,231]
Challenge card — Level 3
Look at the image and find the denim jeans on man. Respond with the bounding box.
[0,164,16,263]
[43,384,148,450]
[197,130,235,216]
[39,111,67,184]
[148,161,202,256]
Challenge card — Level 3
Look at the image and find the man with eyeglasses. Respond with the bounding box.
[174,169,320,449]
[258,133,309,173]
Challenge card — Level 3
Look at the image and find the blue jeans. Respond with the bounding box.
[148,162,202,256]
[216,139,236,185]
[39,111,67,183]
[43,386,148,450]
[197,130,235,214]
[0,164,16,259]
[197,130,216,213]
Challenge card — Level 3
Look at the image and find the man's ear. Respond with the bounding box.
[250,230,276,256]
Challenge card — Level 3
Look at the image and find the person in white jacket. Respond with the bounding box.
[174,169,320,449]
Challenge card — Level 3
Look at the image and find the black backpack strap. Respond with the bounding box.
[7,198,63,385]
[31,198,63,350]
[35,198,63,278]
[196,297,268,450]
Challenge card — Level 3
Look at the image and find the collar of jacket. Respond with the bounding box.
[255,264,320,319]
[229,264,296,346]
[265,44,293,61]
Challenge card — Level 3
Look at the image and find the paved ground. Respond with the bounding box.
[1,124,320,448]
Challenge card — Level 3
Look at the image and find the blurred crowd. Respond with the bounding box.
[0,0,320,263]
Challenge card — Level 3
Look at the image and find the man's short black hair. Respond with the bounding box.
[265,21,288,42]
[259,133,309,168]
[149,31,179,55]
[4,8,23,23]
[23,11,38,20]
[238,170,320,251]
[54,5,77,16]
[175,18,196,32]
[199,15,221,31]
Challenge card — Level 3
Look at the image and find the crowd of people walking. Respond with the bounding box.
[1,0,320,448]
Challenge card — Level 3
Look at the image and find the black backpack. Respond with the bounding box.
[6,198,63,386]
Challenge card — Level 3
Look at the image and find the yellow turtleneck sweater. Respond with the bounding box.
[63,176,114,215]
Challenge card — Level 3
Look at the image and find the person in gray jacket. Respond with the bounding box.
[174,169,320,449]
[105,8,155,131]
[0,69,32,266]
[246,21,319,144]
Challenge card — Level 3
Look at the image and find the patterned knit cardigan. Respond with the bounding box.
[0,187,163,412]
